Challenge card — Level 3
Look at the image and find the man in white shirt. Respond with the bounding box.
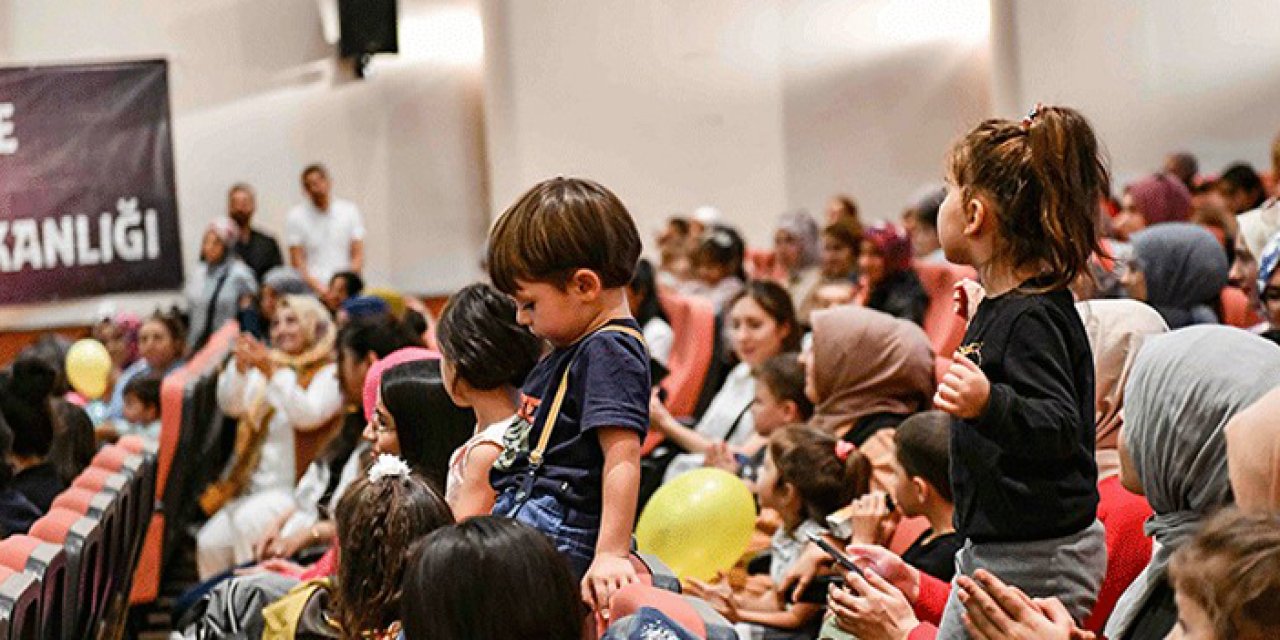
[285,164,366,292]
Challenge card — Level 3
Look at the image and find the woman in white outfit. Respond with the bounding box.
[196,294,343,579]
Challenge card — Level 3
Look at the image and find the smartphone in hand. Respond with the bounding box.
[806,531,863,578]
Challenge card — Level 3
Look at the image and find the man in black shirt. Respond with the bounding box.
[227,183,284,284]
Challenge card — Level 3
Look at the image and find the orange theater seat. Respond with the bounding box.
[51,487,121,602]
[0,535,69,640]
[1221,286,1260,329]
[914,261,976,382]
[648,291,718,456]
[609,583,708,638]
[30,508,104,640]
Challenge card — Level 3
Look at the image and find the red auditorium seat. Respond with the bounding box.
[0,536,69,640]
[1221,286,1260,329]
[914,261,977,382]
[72,467,137,588]
[649,291,718,455]
[51,487,121,605]
[0,565,40,640]
[30,508,104,640]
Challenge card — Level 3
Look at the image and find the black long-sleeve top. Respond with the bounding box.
[950,282,1098,543]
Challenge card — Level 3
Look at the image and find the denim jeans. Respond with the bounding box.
[494,488,599,579]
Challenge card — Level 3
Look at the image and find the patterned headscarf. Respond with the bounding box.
[862,221,913,274]
[1256,231,1280,304]
[1125,173,1192,225]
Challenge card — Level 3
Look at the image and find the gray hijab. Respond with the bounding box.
[1129,223,1229,328]
[1106,325,1280,638]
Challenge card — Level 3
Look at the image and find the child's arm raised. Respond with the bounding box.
[583,426,642,615]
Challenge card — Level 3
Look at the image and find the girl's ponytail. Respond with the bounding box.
[770,426,873,523]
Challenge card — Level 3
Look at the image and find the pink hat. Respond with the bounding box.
[362,347,439,422]
[1125,173,1192,225]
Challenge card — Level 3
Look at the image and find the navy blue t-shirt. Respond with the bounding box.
[491,319,650,525]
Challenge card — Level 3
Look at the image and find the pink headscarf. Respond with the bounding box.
[1125,173,1192,225]
[862,222,913,274]
[362,347,439,422]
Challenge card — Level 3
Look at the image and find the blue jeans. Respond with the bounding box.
[494,488,599,579]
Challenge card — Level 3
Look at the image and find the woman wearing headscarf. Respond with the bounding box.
[1122,223,1229,328]
[772,210,823,320]
[1075,299,1166,631]
[1106,326,1280,640]
[1255,233,1280,345]
[187,217,259,351]
[858,221,928,326]
[803,306,934,490]
[1112,173,1193,239]
[1233,200,1280,303]
[196,294,344,579]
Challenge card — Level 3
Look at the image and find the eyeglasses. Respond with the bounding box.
[369,412,396,434]
[1262,287,1280,303]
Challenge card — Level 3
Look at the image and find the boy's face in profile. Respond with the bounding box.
[887,455,921,518]
[122,395,158,425]
[750,384,791,437]
[512,277,598,348]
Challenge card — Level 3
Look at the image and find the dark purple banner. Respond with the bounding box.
[0,59,183,305]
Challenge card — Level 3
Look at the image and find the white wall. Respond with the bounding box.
[994,0,1280,188]
[0,0,489,329]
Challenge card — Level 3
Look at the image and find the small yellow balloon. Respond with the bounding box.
[635,468,757,580]
[66,339,113,400]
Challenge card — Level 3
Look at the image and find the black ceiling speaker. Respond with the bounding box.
[339,0,399,73]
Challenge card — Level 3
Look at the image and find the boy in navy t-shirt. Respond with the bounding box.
[487,177,650,616]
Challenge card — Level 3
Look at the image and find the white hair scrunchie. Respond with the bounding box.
[367,454,411,483]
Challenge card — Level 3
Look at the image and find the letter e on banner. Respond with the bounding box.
[0,103,16,155]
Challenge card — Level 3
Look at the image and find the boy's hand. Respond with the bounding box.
[934,353,990,419]
[953,278,985,321]
[582,551,638,617]
[703,442,740,474]
[849,492,894,545]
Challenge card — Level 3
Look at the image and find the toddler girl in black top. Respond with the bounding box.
[931,104,1106,638]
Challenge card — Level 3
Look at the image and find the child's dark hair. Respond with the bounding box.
[768,425,871,523]
[333,471,454,640]
[123,374,162,410]
[1216,163,1267,210]
[630,258,668,327]
[756,354,813,421]
[50,400,95,485]
[487,177,641,295]
[696,224,746,281]
[893,411,953,502]
[0,356,58,458]
[400,516,585,640]
[330,270,365,298]
[823,219,862,251]
[380,359,477,491]
[436,283,542,391]
[946,105,1109,291]
[338,316,424,363]
[148,309,189,346]
[729,280,802,353]
[1168,508,1280,640]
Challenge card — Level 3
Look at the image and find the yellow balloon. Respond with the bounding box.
[635,468,757,580]
[66,339,113,400]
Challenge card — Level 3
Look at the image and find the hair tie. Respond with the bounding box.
[1021,102,1044,130]
[367,454,411,483]
[834,440,855,462]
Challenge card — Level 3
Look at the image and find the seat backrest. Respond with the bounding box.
[30,509,103,640]
[657,290,718,420]
[914,261,975,381]
[0,536,68,640]
[609,583,708,638]
[1221,286,1260,328]
[52,487,120,601]
[0,566,40,640]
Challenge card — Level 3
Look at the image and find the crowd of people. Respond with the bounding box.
[1,106,1279,640]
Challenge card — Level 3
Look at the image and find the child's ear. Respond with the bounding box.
[570,269,603,299]
[911,476,931,503]
[964,195,987,238]
[779,400,801,423]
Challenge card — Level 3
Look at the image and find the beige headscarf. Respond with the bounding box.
[1075,300,1168,480]
[1226,387,1280,513]
[273,294,336,369]
[1237,198,1280,259]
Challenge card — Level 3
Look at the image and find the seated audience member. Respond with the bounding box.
[655,214,695,287]
[906,186,948,264]
[1190,197,1238,248]
[1163,151,1199,192]
[113,373,162,442]
[650,281,801,482]
[628,260,674,366]
[876,411,959,582]
[772,210,824,319]
[3,357,65,512]
[803,306,934,489]
[1230,200,1280,301]
[1166,509,1280,640]
[435,284,542,519]
[186,217,259,351]
[338,295,390,326]
[1122,223,1229,328]
[1216,162,1268,214]
[809,280,857,315]
[197,295,343,579]
[704,353,814,486]
[1112,173,1193,239]
[0,414,40,536]
[1255,234,1280,346]
[105,311,187,421]
[86,312,140,421]
[254,457,453,640]
[688,425,871,637]
[226,182,284,284]
[238,266,312,341]
[400,517,588,640]
[685,224,747,313]
[689,205,722,240]
[49,400,95,487]
[859,222,928,326]
[818,219,861,285]
[826,194,861,228]
[322,270,364,313]
[1106,326,1280,640]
